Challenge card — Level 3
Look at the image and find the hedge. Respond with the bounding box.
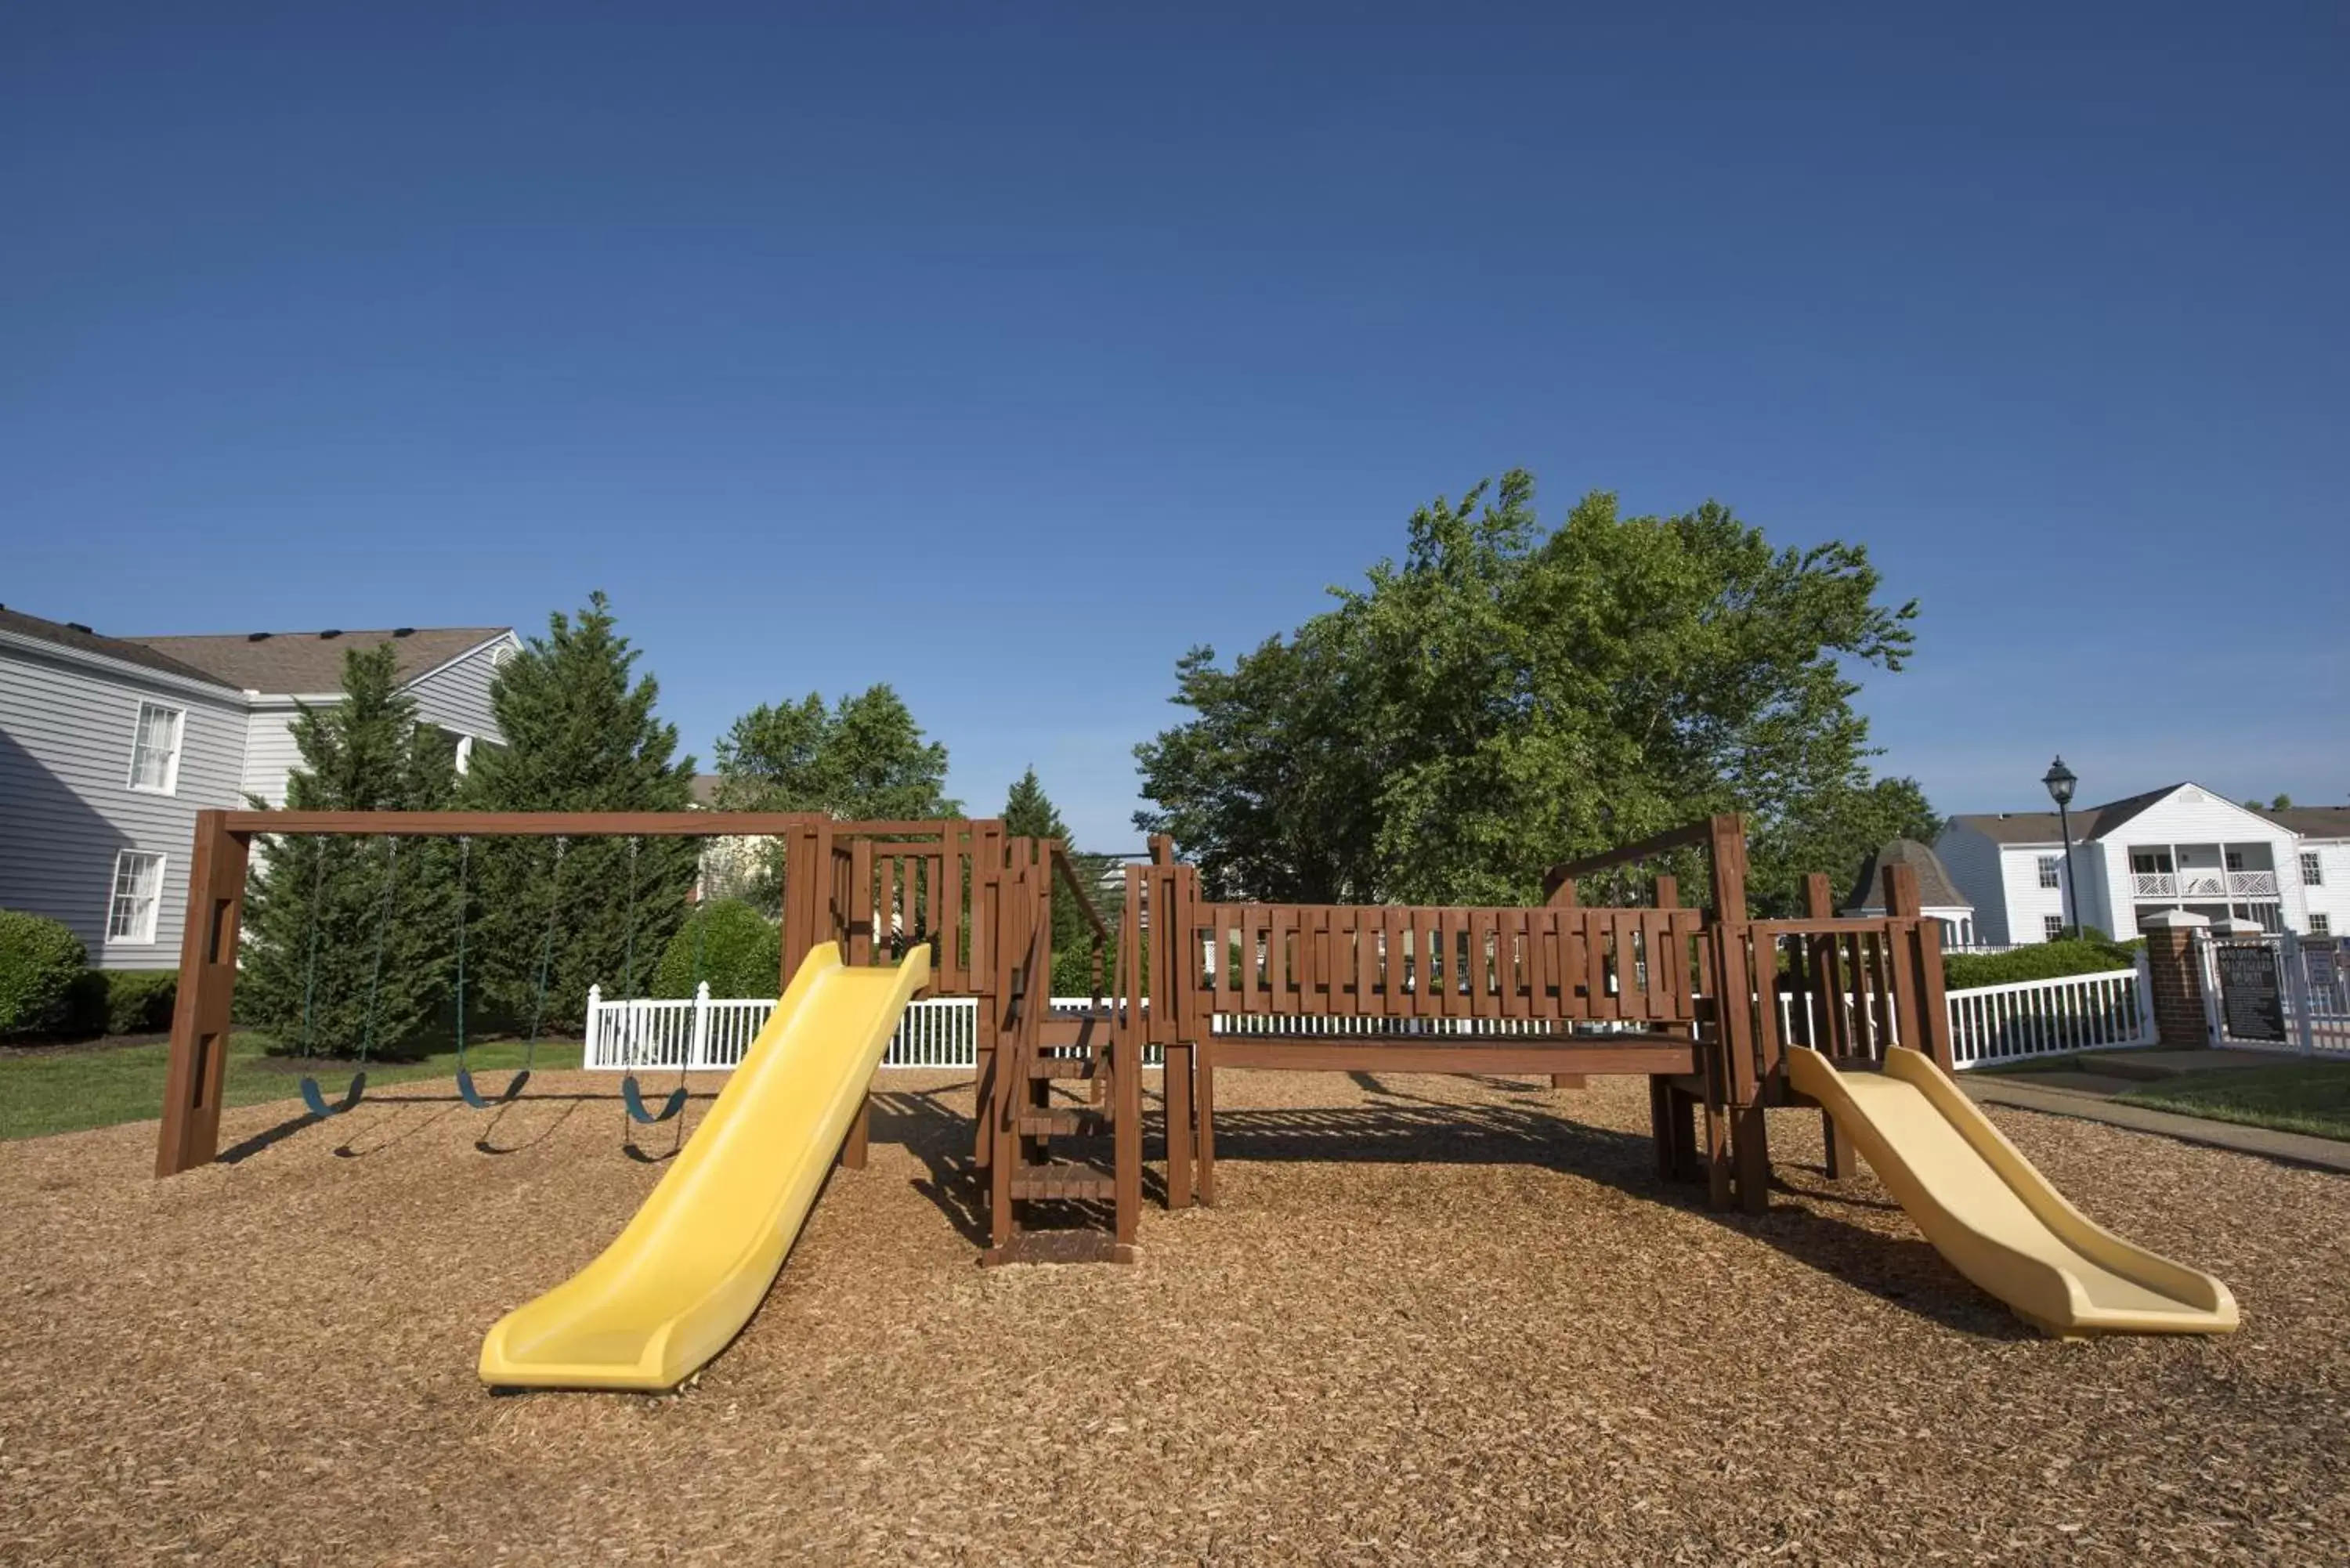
[69,969,179,1035]
[649,899,783,999]
[0,909,88,1033]
[1942,939,2138,991]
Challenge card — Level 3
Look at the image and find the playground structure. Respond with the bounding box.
[153,807,2235,1375]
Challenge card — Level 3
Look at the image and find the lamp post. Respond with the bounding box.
[2043,756,2081,940]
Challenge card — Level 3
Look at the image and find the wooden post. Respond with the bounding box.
[1885,863,1953,1069]
[156,811,251,1176]
[1803,873,1860,1180]
[1707,814,1767,1212]
[985,865,1016,1249]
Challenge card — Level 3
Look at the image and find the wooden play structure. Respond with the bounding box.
[157,805,2243,1349]
[153,808,1951,1241]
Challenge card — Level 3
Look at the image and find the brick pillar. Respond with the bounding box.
[2138,909,2211,1049]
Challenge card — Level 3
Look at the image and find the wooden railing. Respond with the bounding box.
[1178,902,1708,1034]
[785,818,1006,996]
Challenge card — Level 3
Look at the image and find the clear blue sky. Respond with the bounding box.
[5,3,2344,847]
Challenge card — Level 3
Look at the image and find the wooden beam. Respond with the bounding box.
[1542,818,1719,884]
[1209,1041,1701,1075]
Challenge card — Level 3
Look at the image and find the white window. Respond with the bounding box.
[2302,851,2323,887]
[2037,855,2061,890]
[2312,914,2332,937]
[2225,848,2245,873]
[127,702,185,793]
[2043,914,2066,941]
[107,851,167,943]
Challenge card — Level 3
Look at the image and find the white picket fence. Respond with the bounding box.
[1942,956,2155,1069]
[584,988,1098,1073]
[588,959,2160,1078]
[1773,953,2156,1071]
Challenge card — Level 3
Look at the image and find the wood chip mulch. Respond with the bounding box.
[2,1066,2345,1565]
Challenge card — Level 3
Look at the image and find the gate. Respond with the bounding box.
[2197,930,2350,1055]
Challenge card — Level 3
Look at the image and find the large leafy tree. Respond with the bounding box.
[711,684,958,819]
[238,645,460,1054]
[461,593,699,1030]
[1135,472,1932,916]
[710,685,960,917]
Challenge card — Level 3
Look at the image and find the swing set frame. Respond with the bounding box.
[154,807,998,1177]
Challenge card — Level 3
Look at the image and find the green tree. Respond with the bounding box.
[1136,472,1929,916]
[712,685,959,819]
[711,684,960,916]
[238,645,460,1054]
[461,594,699,1032]
[1003,767,1106,995]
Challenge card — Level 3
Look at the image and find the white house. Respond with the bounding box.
[0,606,516,970]
[1938,782,2345,945]
[2254,804,2350,939]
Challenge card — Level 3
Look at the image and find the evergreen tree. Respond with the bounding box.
[461,593,699,1031]
[1001,768,1104,995]
[239,645,459,1055]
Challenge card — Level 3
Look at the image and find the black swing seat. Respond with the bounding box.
[621,1075,688,1125]
[299,1071,367,1118]
[456,1067,530,1110]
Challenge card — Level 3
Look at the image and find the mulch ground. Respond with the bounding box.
[2,1067,2345,1565]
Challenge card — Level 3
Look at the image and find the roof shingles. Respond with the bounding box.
[121,627,509,693]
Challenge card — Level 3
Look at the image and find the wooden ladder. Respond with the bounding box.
[979,844,1137,1264]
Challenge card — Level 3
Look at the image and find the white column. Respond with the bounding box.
[584,984,604,1070]
[691,981,712,1070]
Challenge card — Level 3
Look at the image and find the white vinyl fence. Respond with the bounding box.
[1774,952,2157,1071]
[589,959,2162,1079]
[1942,955,2155,1069]
[584,988,1101,1072]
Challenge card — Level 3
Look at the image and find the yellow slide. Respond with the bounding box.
[1787,1046,2236,1336]
[479,943,929,1390]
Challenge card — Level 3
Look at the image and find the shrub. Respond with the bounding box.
[55,968,180,1037]
[1943,939,2135,991]
[100,970,179,1034]
[0,909,89,1033]
[649,899,782,999]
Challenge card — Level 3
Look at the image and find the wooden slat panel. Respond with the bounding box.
[1586,909,1616,1021]
[1470,910,1499,1020]
[1437,909,1463,1018]
[1502,910,1531,1021]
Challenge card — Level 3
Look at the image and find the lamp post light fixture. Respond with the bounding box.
[2043,756,2081,939]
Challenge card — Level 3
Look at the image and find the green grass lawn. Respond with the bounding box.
[2114,1060,2350,1143]
[0,1034,576,1143]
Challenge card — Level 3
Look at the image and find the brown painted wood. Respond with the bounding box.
[1209,1041,1700,1075]
[155,811,250,1176]
[838,1098,870,1170]
[1545,819,1716,883]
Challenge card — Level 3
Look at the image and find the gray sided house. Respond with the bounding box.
[0,607,517,970]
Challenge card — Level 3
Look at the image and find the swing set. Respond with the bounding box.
[282,829,585,1122]
[154,808,990,1178]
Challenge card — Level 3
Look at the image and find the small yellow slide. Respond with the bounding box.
[479,943,930,1390]
[1787,1046,2237,1336]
